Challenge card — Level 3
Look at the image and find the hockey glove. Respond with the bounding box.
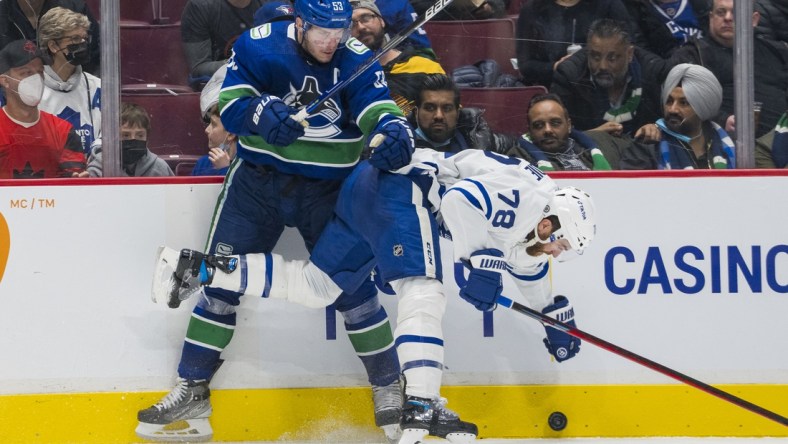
[459,249,506,311]
[248,94,305,147]
[367,116,415,171]
[542,295,581,362]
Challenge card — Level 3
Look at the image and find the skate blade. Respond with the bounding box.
[150,246,181,306]
[135,418,212,442]
[382,423,403,444]
[397,428,428,444]
[446,432,477,443]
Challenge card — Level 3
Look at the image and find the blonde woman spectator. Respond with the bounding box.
[37,6,101,156]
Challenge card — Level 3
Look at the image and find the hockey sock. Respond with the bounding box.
[392,277,446,399]
[209,253,342,307]
[178,298,236,380]
[340,295,400,387]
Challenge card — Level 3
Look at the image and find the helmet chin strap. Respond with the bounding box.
[523,226,543,249]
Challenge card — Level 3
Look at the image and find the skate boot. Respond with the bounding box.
[135,377,213,442]
[398,395,477,444]
[373,379,403,443]
[151,246,238,308]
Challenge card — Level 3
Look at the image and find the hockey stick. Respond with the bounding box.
[496,295,788,427]
[291,0,454,123]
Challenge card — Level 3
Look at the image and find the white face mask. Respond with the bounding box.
[4,73,44,107]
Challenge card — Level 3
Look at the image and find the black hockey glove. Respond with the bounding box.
[367,116,414,171]
[247,94,305,147]
[542,295,581,362]
[459,249,505,311]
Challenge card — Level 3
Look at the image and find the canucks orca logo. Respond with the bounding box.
[283,76,342,139]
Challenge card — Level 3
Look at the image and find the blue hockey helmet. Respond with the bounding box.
[294,0,352,29]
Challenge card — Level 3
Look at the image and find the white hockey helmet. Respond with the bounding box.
[545,187,596,252]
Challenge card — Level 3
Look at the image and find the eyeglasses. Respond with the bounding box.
[712,8,733,18]
[351,13,379,27]
[58,34,91,45]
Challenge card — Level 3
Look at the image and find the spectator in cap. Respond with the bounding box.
[253,0,294,26]
[635,63,735,169]
[350,0,444,114]
[192,65,237,176]
[37,7,101,157]
[0,39,86,179]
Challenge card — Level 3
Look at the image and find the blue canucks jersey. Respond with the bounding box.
[219,20,403,179]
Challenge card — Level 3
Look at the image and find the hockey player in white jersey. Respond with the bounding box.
[152,149,596,443]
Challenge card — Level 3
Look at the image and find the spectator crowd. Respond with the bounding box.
[1,0,786,176]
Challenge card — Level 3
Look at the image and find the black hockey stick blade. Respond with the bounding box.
[497,295,788,427]
[292,0,454,122]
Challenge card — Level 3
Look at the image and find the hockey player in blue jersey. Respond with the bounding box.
[151,149,597,443]
[136,0,415,441]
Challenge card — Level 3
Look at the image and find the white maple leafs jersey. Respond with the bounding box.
[395,148,560,309]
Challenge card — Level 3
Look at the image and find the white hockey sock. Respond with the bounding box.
[208,253,343,308]
[391,276,446,399]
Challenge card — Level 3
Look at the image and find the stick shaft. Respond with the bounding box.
[497,295,788,427]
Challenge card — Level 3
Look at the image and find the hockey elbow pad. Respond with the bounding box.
[459,249,505,311]
[542,295,580,362]
[367,116,415,171]
[247,94,305,147]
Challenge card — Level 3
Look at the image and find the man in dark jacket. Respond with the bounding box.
[669,0,788,137]
[408,74,516,153]
[0,0,100,74]
[551,19,666,137]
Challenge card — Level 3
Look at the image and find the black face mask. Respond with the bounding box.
[64,42,91,66]
[122,139,148,165]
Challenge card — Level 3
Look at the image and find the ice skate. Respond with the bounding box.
[373,379,403,443]
[135,377,213,442]
[398,395,477,444]
[151,246,237,308]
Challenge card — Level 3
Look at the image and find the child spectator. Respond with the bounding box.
[192,66,236,176]
[87,102,174,177]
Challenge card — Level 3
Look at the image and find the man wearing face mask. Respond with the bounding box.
[86,102,173,177]
[0,39,86,179]
[37,7,101,157]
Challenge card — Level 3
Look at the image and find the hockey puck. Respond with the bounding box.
[548,411,567,431]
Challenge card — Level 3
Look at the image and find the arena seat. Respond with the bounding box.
[88,0,185,23]
[459,85,547,136]
[120,89,205,158]
[423,19,518,75]
[120,20,189,86]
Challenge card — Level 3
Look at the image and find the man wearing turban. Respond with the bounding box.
[635,63,735,169]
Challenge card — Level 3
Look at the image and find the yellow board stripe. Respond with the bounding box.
[0,385,785,443]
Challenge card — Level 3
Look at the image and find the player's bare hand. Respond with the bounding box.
[208,147,231,169]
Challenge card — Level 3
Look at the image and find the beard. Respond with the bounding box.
[592,70,622,89]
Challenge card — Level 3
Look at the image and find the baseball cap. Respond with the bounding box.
[0,40,47,75]
[254,1,295,26]
[350,0,381,16]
